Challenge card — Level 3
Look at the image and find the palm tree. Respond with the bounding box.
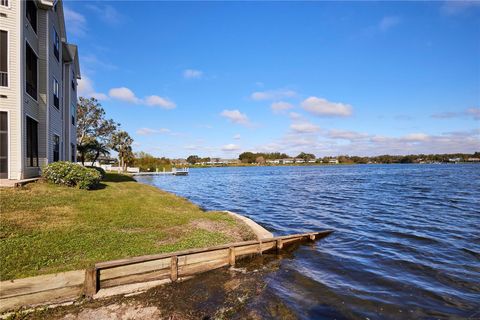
[90,140,110,166]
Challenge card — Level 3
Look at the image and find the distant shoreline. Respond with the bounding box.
[186,162,479,169]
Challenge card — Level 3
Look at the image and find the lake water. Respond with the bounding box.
[136,164,480,319]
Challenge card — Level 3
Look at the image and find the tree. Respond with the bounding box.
[186,155,200,165]
[297,152,316,161]
[90,140,110,165]
[76,97,118,165]
[110,130,133,171]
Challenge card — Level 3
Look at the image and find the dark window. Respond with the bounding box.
[53,134,60,162]
[71,74,76,91]
[1,0,9,8]
[25,43,37,100]
[26,0,37,33]
[0,112,7,179]
[71,103,75,125]
[26,116,38,167]
[0,31,7,87]
[53,78,59,108]
[53,28,59,60]
[71,143,75,162]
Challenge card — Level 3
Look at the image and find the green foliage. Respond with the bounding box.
[42,162,102,190]
[86,166,106,178]
[297,152,316,161]
[134,152,172,172]
[239,152,290,163]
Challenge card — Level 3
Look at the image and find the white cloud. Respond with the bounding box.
[85,4,124,26]
[251,89,297,101]
[289,112,302,120]
[64,6,87,37]
[107,88,176,109]
[440,1,480,15]
[379,16,401,32]
[220,109,250,126]
[466,107,480,120]
[183,69,203,79]
[221,144,241,151]
[271,101,294,113]
[136,128,171,136]
[301,97,353,117]
[402,133,430,142]
[327,129,369,141]
[290,122,320,133]
[77,75,108,100]
[109,87,141,104]
[144,95,176,109]
[233,134,241,140]
[431,107,479,120]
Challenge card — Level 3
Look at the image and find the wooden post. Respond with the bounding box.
[276,239,283,251]
[229,247,235,266]
[309,234,316,241]
[84,268,98,297]
[170,256,178,282]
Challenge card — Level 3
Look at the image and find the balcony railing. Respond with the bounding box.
[0,72,7,87]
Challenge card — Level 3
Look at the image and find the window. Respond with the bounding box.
[26,116,38,167]
[25,43,37,100]
[26,0,37,34]
[71,143,75,162]
[53,78,59,108]
[1,0,9,8]
[71,72,76,91]
[0,31,7,87]
[53,134,60,162]
[53,28,59,60]
[71,103,76,125]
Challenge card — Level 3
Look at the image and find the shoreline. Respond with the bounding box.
[0,174,274,314]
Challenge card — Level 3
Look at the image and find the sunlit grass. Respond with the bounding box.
[0,173,254,280]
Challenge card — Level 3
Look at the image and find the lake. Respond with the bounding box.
[136,164,480,319]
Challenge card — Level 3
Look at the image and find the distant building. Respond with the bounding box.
[467,158,480,162]
[266,159,280,164]
[280,158,294,164]
[328,159,339,164]
[294,158,305,163]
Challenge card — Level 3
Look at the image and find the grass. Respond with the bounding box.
[0,173,255,281]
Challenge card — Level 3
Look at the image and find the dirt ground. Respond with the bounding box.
[6,252,299,320]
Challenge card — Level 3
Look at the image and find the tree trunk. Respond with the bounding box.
[93,151,100,166]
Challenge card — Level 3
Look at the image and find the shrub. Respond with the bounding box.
[42,162,102,190]
[86,166,106,178]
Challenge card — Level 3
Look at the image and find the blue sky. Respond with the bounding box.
[64,1,480,158]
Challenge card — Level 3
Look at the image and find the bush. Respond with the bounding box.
[42,162,102,190]
[86,166,106,178]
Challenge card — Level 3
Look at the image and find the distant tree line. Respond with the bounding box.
[133,152,172,172]
[236,151,480,164]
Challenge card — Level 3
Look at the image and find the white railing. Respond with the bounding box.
[0,72,7,87]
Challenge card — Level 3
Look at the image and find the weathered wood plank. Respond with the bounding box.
[0,270,84,299]
[101,269,171,289]
[84,268,98,298]
[100,258,171,281]
[170,256,178,282]
[229,247,235,266]
[178,258,229,277]
[0,286,82,313]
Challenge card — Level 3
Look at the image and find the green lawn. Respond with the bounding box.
[0,174,254,281]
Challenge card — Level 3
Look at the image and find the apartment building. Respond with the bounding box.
[0,0,80,180]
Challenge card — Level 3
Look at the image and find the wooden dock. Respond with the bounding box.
[0,230,332,312]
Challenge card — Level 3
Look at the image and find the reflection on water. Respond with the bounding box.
[137,164,480,319]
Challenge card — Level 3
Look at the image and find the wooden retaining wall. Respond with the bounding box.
[0,230,333,313]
